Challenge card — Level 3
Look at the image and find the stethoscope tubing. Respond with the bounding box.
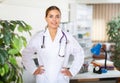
[41,28,68,57]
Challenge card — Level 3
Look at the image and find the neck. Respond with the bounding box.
[48,27,58,41]
[48,27,57,33]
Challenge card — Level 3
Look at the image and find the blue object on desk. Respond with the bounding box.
[101,68,107,73]
[91,43,108,74]
[91,43,101,55]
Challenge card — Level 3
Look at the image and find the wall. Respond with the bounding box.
[0,0,69,39]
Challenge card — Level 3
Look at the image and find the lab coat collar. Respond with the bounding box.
[43,27,63,38]
[43,28,49,37]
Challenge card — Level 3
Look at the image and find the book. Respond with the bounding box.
[91,59,114,70]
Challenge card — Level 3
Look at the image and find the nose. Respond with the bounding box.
[52,17,57,21]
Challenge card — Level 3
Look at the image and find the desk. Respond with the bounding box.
[70,64,120,83]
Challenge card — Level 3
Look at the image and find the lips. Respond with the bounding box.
[51,22,58,27]
[51,22,57,25]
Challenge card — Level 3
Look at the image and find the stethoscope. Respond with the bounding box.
[41,28,68,57]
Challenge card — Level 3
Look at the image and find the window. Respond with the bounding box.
[92,4,120,42]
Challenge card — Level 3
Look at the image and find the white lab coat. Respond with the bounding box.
[22,28,84,83]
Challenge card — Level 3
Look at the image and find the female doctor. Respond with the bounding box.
[22,6,84,83]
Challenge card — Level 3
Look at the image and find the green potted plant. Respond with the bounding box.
[107,15,120,70]
[0,20,32,83]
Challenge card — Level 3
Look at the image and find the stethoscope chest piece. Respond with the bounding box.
[41,45,45,48]
[58,39,67,57]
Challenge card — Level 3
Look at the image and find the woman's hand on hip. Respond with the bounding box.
[61,68,72,77]
[33,65,45,75]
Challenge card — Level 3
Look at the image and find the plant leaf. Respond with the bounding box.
[4,63,9,74]
[8,49,19,55]
[18,26,24,32]
[12,36,23,51]
[21,36,27,47]
[0,49,8,65]
[9,57,17,65]
[0,67,5,76]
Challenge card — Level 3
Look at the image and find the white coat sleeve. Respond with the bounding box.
[22,46,38,74]
[69,37,84,77]
[22,34,43,74]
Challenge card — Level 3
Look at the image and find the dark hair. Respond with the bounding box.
[45,6,61,17]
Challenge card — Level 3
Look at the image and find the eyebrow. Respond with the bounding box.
[48,13,60,16]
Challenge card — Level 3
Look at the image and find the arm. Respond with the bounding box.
[22,46,38,74]
[69,37,85,77]
[22,33,44,75]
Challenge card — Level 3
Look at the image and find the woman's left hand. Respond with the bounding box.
[61,68,72,77]
[33,65,45,75]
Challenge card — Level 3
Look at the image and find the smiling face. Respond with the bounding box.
[45,6,61,29]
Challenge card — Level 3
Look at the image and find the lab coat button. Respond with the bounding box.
[34,52,37,54]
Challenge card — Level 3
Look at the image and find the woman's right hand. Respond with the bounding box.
[33,65,45,75]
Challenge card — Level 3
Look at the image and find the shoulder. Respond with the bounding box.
[33,30,44,37]
[63,30,75,40]
[62,30,80,45]
[30,30,44,41]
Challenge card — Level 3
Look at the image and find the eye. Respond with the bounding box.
[56,15,60,18]
[48,15,60,19]
[49,15,53,18]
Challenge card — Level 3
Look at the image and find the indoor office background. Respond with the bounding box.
[0,0,120,83]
